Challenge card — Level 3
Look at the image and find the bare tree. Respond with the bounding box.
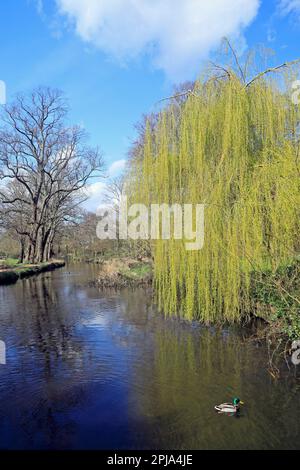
[0,180,31,262]
[101,175,126,251]
[102,175,125,215]
[0,87,104,263]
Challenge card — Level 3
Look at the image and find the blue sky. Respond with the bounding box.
[1,0,300,210]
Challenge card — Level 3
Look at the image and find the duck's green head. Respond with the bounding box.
[233,397,244,406]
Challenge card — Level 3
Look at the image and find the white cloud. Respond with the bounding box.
[56,0,260,79]
[83,180,107,212]
[108,159,126,176]
[33,0,46,19]
[279,0,300,15]
[35,0,44,15]
[82,159,125,211]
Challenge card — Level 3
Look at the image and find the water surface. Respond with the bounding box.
[0,264,299,449]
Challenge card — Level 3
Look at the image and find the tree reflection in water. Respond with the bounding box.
[0,266,299,449]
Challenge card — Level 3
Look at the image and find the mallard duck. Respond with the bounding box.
[214,397,244,413]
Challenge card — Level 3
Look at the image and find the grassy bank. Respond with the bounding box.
[0,260,66,285]
[96,257,153,288]
[251,258,300,340]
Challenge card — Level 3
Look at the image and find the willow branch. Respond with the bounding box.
[245,59,300,88]
[157,89,196,104]
[223,37,246,83]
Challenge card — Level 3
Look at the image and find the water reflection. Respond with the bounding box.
[131,324,300,449]
[0,265,299,449]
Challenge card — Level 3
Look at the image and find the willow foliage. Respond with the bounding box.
[128,55,300,323]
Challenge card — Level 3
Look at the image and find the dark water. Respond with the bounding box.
[0,264,299,450]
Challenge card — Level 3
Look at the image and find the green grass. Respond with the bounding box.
[0,260,65,285]
[97,258,153,288]
[0,258,20,268]
[120,262,152,281]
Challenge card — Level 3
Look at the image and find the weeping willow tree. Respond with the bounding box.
[128,43,300,324]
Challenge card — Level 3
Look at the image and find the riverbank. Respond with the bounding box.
[0,260,66,285]
[96,257,153,288]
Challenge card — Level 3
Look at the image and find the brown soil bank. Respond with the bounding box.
[0,260,65,286]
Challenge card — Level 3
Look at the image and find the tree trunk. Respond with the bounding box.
[44,228,55,262]
[24,240,33,263]
[19,238,25,264]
